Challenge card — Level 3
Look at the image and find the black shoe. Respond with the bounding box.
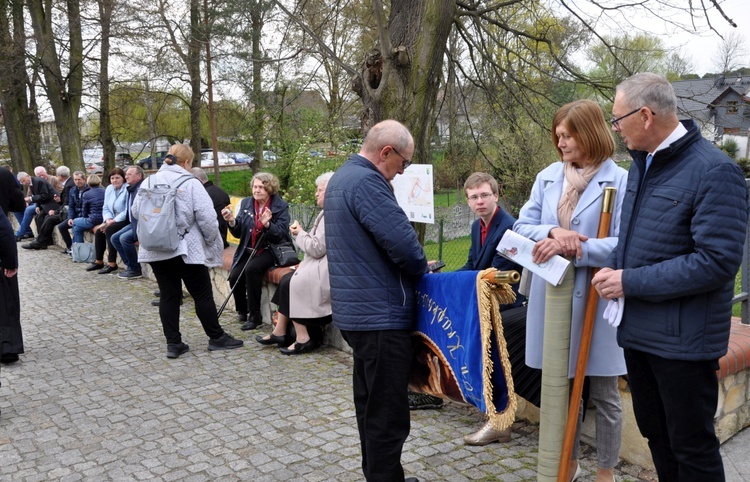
[98,265,118,274]
[0,353,20,364]
[166,342,190,359]
[153,290,160,297]
[279,339,317,355]
[236,313,248,323]
[408,392,444,410]
[208,333,244,351]
[240,312,262,331]
[60,247,72,254]
[22,240,46,250]
[405,478,420,482]
[255,333,290,347]
[85,263,103,272]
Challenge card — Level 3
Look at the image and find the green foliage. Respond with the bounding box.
[279,133,347,204]
[207,170,255,197]
[736,158,750,177]
[720,138,740,159]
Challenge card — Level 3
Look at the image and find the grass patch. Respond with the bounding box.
[424,235,471,272]
[434,189,464,208]
[207,170,255,197]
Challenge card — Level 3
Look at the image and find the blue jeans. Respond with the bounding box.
[111,225,139,272]
[14,204,36,237]
[72,218,95,243]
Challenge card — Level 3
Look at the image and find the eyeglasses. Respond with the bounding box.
[390,146,412,170]
[467,192,495,202]
[610,107,656,128]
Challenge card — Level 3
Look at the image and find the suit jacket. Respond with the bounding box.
[459,206,524,308]
[0,168,25,215]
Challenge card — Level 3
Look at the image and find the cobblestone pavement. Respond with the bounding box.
[1,247,662,481]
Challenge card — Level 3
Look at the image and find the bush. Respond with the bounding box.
[720,138,740,159]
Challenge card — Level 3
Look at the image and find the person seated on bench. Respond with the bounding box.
[71,174,105,245]
[58,171,89,255]
[86,168,129,274]
[255,172,333,355]
[222,172,290,331]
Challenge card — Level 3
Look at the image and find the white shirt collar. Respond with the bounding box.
[650,122,688,157]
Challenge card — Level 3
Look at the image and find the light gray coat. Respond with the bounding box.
[289,211,331,319]
[514,159,628,377]
[131,164,224,267]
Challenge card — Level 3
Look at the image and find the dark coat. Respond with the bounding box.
[67,184,90,221]
[0,168,25,215]
[607,120,748,361]
[0,208,23,356]
[324,154,428,331]
[204,180,231,248]
[126,179,143,239]
[228,194,290,271]
[29,177,55,206]
[81,186,105,225]
[458,206,524,308]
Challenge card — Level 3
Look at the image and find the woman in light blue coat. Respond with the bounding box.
[514,99,627,482]
[85,168,130,274]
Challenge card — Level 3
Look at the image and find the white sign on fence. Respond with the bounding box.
[391,164,435,224]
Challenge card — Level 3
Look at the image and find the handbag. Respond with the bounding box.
[269,234,300,267]
[71,242,96,263]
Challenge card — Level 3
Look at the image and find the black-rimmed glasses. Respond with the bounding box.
[610,107,656,128]
[391,146,412,169]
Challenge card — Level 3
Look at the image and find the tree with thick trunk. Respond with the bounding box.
[27,0,84,171]
[0,0,41,173]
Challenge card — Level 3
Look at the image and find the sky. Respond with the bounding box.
[647,0,749,76]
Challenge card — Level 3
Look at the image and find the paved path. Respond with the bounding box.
[0,246,745,481]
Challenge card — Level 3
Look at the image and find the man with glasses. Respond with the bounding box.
[592,72,748,481]
[325,119,427,482]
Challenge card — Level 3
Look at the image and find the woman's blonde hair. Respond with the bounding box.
[87,174,101,187]
[551,99,615,166]
[252,172,280,195]
[165,144,194,165]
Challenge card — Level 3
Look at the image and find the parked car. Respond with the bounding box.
[262,150,277,162]
[227,152,253,164]
[113,152,133,168]
[199,151,234,167]
[86,162,103,175]
[137,150,169,170]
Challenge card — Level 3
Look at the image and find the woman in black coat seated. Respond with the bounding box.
[223,173,290,331]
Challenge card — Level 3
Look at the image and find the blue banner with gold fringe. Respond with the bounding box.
[412,269,516,429]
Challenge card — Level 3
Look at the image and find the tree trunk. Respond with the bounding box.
[251,7,264,174]
[0,0,40,173]
[188,0,203,165]
[353,0,454,165]
[99,0,115,176]
[27,0,84,171]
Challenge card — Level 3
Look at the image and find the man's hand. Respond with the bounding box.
[592,268,624,300]
[4,268,18,278]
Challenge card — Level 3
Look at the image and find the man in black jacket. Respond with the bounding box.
[192,167,230,248]
[15,168,55,240]
[23,166,73,250]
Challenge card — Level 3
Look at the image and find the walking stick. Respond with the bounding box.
[216,229,267,318]
[556,187,617,482]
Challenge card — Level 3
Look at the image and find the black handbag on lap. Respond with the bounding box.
[269,234,300,267]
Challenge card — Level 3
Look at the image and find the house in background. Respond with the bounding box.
[672,76,750,159]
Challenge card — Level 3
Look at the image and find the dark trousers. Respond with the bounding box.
[57,219,73,248]
[95,220,129,263]
[150,256,224,345]
[36,213,62,245]
[228,249,275,316]
[341,329,412,482]
[624,348,724,482]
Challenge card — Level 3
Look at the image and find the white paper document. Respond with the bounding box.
[496,230,571,286]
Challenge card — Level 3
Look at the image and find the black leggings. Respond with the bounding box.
[95,220,129,263]
[228,249,275,316]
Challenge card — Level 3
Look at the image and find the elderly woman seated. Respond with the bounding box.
[256,172,333,355]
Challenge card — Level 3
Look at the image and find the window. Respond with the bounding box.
[727,101,738,114]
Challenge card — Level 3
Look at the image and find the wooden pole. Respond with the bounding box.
[556,187,617,481]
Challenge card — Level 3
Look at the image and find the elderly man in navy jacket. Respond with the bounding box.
[325,119,427,482]
[593,73,748,481]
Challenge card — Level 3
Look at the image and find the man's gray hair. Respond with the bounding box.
[616,72,677,117]
[127,165,145,179]
[362,119,412,153]
[33,166,47,177]
[191,167,208,183]
[17,171,30,181]
[56,166,70,178]
[315,171,335,187]
[73,170,85,179]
